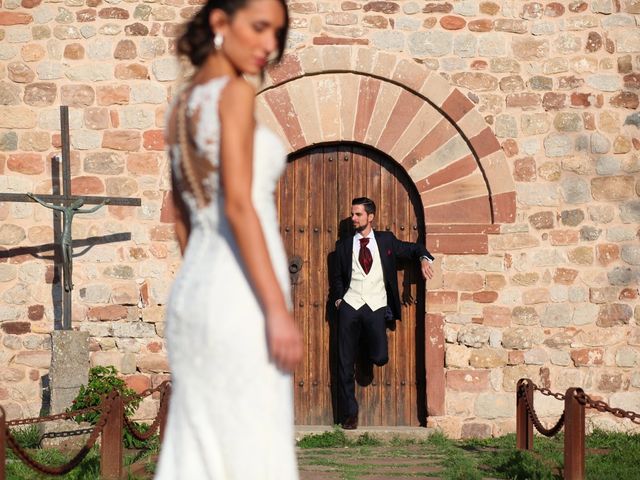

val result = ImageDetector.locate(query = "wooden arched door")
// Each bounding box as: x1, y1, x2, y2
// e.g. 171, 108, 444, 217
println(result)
277, 143, 426, 426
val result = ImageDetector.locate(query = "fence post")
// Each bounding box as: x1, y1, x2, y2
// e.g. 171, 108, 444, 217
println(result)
0, 406, 6, 480
516, 379, 533, 450
159, 383, 171, 444
564, 387, 585, 480
101, 392, 123, 480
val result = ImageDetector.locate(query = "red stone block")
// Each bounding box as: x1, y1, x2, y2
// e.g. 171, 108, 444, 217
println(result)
125, 374, 151, 394
549, 230, 579, 246
70, 175, 104, 195
610, 91, 639, 109
596, 243, 619, 266
508, 351, 525, 365
446, 369, 490, 392
553, 268, 578, 285
571, 348, 604, 366
542, 92, 566, 110
363, 1, 400, 13
473, 291, 498, 303
0, 12, 32, 25
483, 306, 511, 327
159, 191, 175, 224
353, 76, 381, 143
501, 139, 518, 157
143, 130, 165, 151
416, 155, 477, 193
102, 130, 141, 151
427, 232, 489, 254
98, 7, 129, 19
264, 88, 306, 150
469, 127, 500, 159
377, 89, 422, 152
312, 36, 368, 45
28, 305, 44, 321
401, 119, 456, 170
441, 89, 475, 122
440, 15, 466, 30
147, 341, 162, 353
266, 53, 302, 85
87, 305, 128, 321
468, 19, 493, 31
492, 191, 516, 223
506, 93, 541, 109
423, 2, 453, 13
7, 153, 44, 175
427, 290, 458, 306
623, 73, 640, 90
1, 322, 31, 335
544, 2, 565, 16
619, 288, 638, 300
513, 157, 536, 181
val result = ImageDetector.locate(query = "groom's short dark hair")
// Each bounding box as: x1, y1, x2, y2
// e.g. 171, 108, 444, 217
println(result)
352, 197, 376, 215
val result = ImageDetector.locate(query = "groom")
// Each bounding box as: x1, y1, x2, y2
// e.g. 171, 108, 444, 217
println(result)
331, 197, 434, 429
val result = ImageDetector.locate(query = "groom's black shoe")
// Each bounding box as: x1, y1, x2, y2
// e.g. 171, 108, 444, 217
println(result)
341, 415, 358, 430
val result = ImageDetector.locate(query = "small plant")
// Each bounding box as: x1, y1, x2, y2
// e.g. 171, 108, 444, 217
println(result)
67, 365, 157, 449
297, 426, 349, 448
67, 365, 140, 423
9, 424, 41, 449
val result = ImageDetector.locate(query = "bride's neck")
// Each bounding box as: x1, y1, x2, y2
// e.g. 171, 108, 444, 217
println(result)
194, 53, 240, 83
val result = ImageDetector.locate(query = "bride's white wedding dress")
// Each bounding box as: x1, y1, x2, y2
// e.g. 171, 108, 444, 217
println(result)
155, 77, 298, 479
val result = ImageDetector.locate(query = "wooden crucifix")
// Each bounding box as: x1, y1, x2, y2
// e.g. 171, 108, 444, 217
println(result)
0, 106, 141, 330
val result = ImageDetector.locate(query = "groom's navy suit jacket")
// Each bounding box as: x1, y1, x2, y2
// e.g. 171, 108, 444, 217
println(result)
331, 230, 434, 321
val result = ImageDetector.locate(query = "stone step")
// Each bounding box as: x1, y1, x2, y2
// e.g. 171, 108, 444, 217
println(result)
295, 425, 435, 442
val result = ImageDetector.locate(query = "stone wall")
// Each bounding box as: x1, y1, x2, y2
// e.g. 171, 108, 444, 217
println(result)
1, 0, 639, 436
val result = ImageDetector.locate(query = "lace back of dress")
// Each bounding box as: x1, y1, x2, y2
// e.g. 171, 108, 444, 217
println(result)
176, 92, 216, 210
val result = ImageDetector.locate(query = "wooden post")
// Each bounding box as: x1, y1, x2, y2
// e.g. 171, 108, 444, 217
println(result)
100, 392, 123, 480
159, 384, 171, 443
0, 406, 6, 480
516, 379, 533, 450
564, 387, 585, 480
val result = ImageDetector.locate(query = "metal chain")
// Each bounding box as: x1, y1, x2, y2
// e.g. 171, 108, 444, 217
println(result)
6, 404, 102, 427
123, 386, 171, 441
518, 382, 565, 437
533, 385, 566, 402
122, 381, 171, 405
575, 391, 640, 425
5, 391, 116, 476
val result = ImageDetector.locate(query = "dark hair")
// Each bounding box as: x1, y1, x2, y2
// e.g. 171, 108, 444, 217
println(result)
352, 197, 376, 215
177, 0, 289, 67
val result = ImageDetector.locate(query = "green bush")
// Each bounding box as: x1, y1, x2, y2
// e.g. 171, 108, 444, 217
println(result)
67, 365, 157, 449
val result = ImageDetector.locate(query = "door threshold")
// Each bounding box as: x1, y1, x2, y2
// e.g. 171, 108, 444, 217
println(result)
295, 425, 434, 442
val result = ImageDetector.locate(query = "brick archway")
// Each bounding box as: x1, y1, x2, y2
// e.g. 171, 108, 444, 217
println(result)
258, 46, 516, 416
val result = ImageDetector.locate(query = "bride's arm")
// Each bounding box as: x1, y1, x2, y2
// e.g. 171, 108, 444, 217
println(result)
219, 78, 301, 372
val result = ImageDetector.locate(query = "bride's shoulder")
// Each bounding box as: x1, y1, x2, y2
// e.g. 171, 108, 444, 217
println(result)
220, 77, 255, 107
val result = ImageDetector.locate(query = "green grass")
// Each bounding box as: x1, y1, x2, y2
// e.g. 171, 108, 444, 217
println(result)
5, 441, 157, 480
296, 428, 640, 479
296, 425, 381, 449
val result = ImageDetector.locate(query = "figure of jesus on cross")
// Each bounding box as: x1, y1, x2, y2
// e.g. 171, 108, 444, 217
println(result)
26, 194, 109, 293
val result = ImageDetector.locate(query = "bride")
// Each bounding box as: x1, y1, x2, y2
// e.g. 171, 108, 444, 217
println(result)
155, 0, 303, 478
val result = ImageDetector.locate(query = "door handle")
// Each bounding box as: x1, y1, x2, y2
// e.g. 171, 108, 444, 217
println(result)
288, 255, 303, 285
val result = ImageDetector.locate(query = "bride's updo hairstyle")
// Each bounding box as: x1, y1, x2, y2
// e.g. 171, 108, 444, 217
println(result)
177, 0, 289, 67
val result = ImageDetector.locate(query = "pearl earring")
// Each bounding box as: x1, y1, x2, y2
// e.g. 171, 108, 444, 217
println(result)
213, 33, 224, 50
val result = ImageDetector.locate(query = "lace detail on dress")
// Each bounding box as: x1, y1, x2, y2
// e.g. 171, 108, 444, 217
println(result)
167, 78, 228, 215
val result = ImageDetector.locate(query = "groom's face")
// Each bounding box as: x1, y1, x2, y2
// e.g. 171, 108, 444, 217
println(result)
351, 205, 374, 232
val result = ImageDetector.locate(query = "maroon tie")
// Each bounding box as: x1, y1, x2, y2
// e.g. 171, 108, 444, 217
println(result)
359, 238, 373, 274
